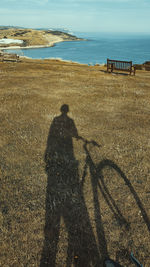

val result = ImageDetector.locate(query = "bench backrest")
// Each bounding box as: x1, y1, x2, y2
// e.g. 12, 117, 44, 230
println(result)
3, 53, 19, 59
107, 59, 132, 70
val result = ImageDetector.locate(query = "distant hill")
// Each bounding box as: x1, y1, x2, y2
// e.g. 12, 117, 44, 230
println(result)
0, 27, 83, 48
0, 26, 26, 30
0, 26, 74, 35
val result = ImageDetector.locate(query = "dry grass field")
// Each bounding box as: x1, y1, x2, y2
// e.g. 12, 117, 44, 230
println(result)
0, 58, 150, 266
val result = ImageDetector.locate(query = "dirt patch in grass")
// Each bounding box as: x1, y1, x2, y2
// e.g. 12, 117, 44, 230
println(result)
0, 59, 150, 266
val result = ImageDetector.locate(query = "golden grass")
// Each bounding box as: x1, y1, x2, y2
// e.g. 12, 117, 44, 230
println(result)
0, 59, 150, 266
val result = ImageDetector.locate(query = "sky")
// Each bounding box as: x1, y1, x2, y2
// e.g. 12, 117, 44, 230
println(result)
0, 0, 150, 33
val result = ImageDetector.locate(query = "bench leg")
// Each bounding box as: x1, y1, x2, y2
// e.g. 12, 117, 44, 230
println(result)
111, 63, 113, 73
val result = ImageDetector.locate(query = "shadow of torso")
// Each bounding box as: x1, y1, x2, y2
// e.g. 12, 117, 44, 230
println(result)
46, 113, 78, 162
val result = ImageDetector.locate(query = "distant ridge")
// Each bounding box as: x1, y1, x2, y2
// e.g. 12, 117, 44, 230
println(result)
0, 26, 26, 30
0, 25, 73, 35
0, 26, 84, 49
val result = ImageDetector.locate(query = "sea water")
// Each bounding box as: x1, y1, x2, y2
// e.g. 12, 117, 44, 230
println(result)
5, 32, 150, 65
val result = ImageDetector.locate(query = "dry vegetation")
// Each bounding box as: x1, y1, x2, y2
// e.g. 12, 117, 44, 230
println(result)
0, 58, 150, 266
0, 28, 81, 47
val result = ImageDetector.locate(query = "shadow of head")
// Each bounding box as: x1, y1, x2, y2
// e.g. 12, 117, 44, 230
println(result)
60, 104, 69, 114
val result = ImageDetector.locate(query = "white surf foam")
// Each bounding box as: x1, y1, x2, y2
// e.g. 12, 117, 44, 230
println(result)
0, 38, 23, 44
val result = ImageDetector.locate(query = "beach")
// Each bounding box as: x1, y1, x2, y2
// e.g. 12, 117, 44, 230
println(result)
0, 58, 150, 266
0, 37, 70, 50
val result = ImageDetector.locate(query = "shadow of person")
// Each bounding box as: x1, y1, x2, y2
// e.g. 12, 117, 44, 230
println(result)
40, 105, 101, 267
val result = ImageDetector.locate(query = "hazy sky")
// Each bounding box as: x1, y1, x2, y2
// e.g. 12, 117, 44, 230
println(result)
1, 0, 150, 33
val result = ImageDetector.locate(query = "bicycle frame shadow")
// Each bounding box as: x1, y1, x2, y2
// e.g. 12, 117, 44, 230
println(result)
82, 145, 128, 261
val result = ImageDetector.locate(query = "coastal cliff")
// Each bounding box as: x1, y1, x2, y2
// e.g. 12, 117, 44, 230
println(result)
0, 27, 83, 49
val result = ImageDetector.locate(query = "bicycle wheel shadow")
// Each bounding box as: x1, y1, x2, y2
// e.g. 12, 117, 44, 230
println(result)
86, 153, 150, 265
96, 159, 150, 233
40, 105, 102, 266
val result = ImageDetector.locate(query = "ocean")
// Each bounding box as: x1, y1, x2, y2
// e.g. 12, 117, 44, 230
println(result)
5, 32, 150, 65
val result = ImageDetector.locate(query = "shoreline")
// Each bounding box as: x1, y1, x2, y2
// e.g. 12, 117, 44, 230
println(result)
18, 56, 105, 66
0, 40, 64, 51
0, 38, 91, 65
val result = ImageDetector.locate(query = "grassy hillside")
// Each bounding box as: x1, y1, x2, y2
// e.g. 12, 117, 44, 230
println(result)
0, 59, 150, 266
0, 28, 82, 47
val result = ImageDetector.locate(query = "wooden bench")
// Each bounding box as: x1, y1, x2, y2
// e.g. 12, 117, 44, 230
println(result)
2, 53, 20, 62
107, 59, 136, 75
